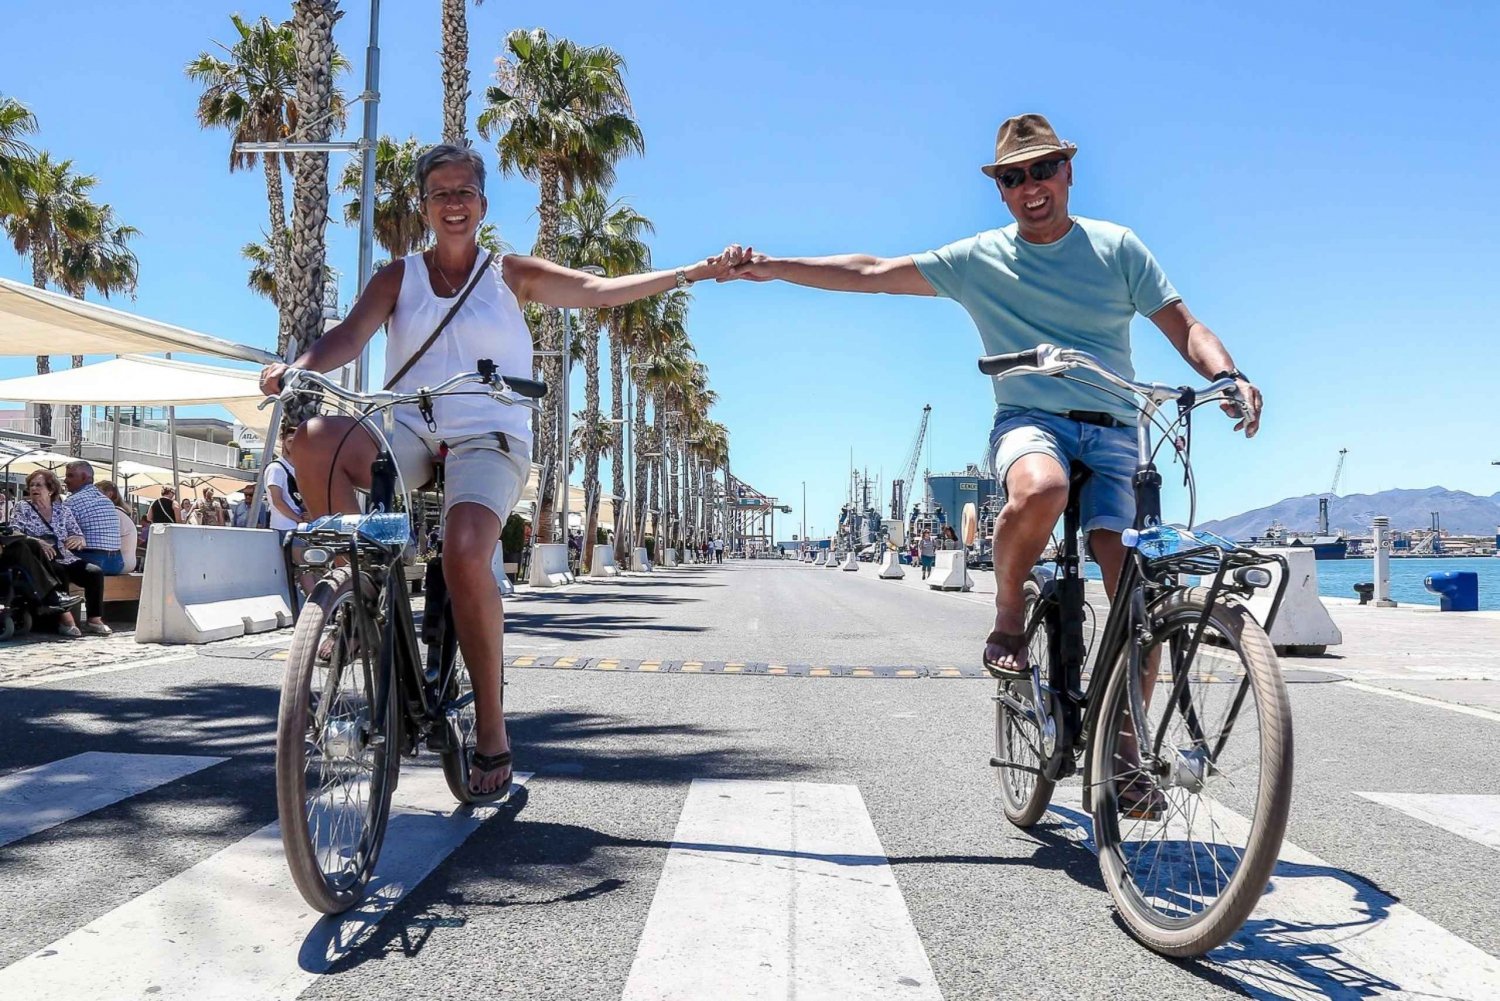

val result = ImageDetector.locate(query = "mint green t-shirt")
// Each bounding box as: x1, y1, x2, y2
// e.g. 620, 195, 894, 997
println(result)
912, 216, 1180, 422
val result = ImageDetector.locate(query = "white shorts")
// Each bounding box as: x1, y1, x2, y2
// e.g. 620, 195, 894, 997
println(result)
364, 417, 529, 525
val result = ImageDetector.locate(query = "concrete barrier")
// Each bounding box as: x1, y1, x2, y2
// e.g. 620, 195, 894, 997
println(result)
927, 550, 974, 592
136, 525, 293, 644
878, 550, 905, 579
632, 546, 652, 571
588, 544, 621, 577
528, 542, 574, 588
825, 552, 842, 569
490, 539, 515, 597
1246, 547, 1343, 654
841, 551, 859, 571
813, 551, 827, 566
662, 548, 678, 567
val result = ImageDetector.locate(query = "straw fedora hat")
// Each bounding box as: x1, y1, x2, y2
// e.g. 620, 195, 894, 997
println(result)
979, 113, 1077, 178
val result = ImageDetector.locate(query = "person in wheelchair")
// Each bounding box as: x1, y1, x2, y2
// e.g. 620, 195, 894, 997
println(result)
259, 143, 740, 798
1, 478, 88, 639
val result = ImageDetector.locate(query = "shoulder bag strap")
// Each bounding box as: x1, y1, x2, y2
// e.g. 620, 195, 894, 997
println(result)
384, 251, 497, 391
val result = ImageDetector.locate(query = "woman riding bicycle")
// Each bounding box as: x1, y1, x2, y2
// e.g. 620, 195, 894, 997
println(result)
259, 143, 739, 799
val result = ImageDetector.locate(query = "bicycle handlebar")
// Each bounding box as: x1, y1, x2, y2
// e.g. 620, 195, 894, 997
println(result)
977, 343, 1241, 414
260, 361, 547, 411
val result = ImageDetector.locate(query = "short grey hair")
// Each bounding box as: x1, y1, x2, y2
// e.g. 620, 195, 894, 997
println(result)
415, 144, 486, 198
66, 460, 95, 483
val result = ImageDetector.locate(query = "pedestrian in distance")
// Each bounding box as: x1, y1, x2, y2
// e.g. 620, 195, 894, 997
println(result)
918, 529, 937, 580
11, 470, 110, 636
61, 461, 125, 576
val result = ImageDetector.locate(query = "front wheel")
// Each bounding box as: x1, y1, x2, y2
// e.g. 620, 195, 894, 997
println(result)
275, 567, 399, 914
994, 581, 1057, 827
1089, 589, 1292, 957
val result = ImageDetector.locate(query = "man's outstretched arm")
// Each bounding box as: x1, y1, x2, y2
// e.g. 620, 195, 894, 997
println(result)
725, 249, 937, 296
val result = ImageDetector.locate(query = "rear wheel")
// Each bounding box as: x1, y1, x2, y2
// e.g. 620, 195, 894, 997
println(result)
994, 581, 1057, 827
1090, 589, 1292, 957
276, 567, 399, 914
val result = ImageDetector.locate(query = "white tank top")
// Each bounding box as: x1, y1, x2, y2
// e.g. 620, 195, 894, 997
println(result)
385, 251, 534, 449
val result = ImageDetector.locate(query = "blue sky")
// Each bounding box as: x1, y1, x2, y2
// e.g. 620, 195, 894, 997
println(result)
3, 1, 1497, 537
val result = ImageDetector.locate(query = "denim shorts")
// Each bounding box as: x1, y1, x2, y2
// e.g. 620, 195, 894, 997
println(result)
987, 408, 1136, 535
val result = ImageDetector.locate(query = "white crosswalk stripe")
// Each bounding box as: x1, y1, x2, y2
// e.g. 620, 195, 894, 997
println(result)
1356, 792, 1500, 854
0, 764, 531, 1001
622, 779, 943, 1001
8, 755, 1500, 1000
0, 751, 226, 849
1050, 787, 1500, 1000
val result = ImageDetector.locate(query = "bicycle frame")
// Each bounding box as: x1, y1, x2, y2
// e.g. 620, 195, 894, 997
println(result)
990, 351, 1291, 813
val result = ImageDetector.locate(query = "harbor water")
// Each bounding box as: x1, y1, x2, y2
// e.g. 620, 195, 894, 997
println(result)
1082, 555, 1500, 610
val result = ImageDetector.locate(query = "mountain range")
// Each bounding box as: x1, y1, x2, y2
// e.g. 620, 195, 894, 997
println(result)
1196, 487, 1500, 540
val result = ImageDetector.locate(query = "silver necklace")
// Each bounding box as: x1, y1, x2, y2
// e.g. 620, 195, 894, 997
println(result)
427, 251, 466, 295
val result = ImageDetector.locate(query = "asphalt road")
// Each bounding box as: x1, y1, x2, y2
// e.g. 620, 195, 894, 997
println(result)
2, 560, 1499, 1000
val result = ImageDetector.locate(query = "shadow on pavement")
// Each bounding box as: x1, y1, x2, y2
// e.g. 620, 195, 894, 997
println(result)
507, 611, 709, 641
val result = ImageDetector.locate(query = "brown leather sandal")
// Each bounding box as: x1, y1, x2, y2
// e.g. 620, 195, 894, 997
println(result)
983, 630, 1030, 679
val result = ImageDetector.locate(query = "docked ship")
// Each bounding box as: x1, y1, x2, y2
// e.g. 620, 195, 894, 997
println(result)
1245, 497, 1348, 560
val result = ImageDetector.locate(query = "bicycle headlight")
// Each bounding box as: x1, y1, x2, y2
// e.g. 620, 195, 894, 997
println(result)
302, 546, 332, 567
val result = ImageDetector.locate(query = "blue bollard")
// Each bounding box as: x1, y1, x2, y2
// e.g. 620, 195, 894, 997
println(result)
1424, 570, 1479, 612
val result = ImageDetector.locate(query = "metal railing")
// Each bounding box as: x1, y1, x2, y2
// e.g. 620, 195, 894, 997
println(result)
81, 423, 240, 468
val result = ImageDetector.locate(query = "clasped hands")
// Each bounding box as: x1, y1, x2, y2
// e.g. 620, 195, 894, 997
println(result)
696, 244, 771, 283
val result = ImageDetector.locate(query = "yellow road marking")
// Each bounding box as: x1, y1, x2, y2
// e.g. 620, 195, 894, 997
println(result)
597, 660, 620, 670
681, 663, 702, 673
768, 666, 787, 675
810, 668, 830, 677
724, 665, 743, 674
555, 657, 577, 667
852, 669, 873, 678
513, 656, 536, 667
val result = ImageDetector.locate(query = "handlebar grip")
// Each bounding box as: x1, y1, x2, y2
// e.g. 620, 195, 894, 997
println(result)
977, 348, 1041, 376
505, 376, 548, 400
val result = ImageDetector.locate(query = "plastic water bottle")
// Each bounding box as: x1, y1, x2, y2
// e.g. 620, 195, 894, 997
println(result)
306, 511, 412, 547
1122, 526, 1238, 558
1122, 525, 1188, 559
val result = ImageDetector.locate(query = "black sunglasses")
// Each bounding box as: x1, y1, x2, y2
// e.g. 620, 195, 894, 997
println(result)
996, 157, 1066, 190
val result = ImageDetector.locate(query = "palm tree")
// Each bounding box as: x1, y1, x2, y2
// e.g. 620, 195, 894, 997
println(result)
695, 419, 729, 551
54, 203, 140, 453
558, 186, 653, 569
338, 134, 428, 258
286, 0, 345, 357
187, 14, 346, 356
636, 295, 693, 547
4, 153, 97, 438
440, 0, 485, 145
608, 292, 655, 561
478, 27, 645, 542
242, 237, 282, 301
0, 94, 37, 217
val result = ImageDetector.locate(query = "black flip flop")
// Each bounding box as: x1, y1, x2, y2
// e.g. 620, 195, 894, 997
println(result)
1116, 778, 1166, 821
983, 630, 1030, 679
468, 748, 514, 803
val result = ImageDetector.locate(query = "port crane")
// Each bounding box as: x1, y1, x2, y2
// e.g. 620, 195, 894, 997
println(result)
890, 405, 932, 521
1318, 448, 1349, 536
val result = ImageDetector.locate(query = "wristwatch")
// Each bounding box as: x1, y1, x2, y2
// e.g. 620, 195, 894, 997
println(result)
674, 268, 691, 290
1214, 368, 1248, 383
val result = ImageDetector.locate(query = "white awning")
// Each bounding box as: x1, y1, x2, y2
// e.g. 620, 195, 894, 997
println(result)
0, 354, 269, 430
0, 277, 278, 363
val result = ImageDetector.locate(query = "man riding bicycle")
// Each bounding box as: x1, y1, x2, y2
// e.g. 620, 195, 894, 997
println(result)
720, 113, 1264, 678
260, 143, 739, 799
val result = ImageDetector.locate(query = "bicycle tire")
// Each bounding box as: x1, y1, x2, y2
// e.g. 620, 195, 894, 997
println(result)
994, 581, 1057, 827
276, 566, 400, 914
1090, 588, 1292, 957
